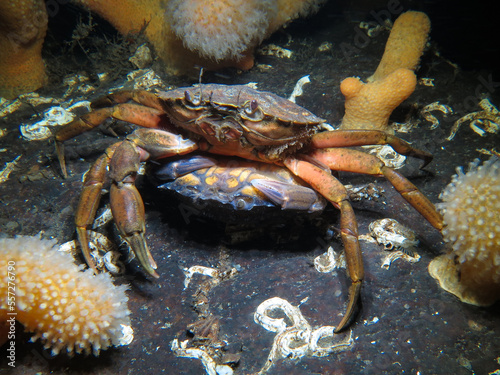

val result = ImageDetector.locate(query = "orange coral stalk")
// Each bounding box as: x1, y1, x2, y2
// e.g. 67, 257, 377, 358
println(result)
339, 11, 430, 132
269, 0, 327, 36
339, 68, 417, 131
0, 0, 48, 99
369, 11, 430, 82
73, 0, 257, 73
0, 236, 131, 356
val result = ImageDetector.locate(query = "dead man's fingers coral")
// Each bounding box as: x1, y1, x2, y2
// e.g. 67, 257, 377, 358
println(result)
1, 0, 328, 96
339, 68, 417, 131
166, 0, 278, 62
338, 11, 430, 132
369, 11, 431, 82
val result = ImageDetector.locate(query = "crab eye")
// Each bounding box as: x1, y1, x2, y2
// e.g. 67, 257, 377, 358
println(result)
184, 90, 201, 106
245, 99, 258, 115
242, 99, 264, 121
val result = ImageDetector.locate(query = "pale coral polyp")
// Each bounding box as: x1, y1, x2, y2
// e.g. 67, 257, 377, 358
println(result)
0, 236, 131, 356
429, 157, 500, 306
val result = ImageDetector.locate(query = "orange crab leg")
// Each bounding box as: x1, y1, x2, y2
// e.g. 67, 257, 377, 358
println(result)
76, 142, 121, 275
109, 132, 197, 277
90, 90, 167, 111
55, 102, 168, 177
284, 156, 363, 333
311, 130, 433, 167
308, 148, 443, 230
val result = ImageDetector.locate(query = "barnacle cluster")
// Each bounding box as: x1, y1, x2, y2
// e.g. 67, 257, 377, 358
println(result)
428, 157, 500, 306
0, 236, 132, 355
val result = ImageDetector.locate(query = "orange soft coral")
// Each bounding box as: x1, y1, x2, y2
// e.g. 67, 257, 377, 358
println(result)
339, 11, 430, 131
165, 0, 326, 69
73, 0, 327, 72
71, 0, 196, 72
0, 0, 48, 99
0, 236, 132, 356
271, 0, 327, 30
2, 0, 326, 96
339, 68, 416, 131
369, 11, 430, 82
166, 0, 277, 62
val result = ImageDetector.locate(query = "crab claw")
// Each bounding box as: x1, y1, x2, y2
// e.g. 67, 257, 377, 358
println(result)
126, 232, 159, 278
110, 182, 159, 278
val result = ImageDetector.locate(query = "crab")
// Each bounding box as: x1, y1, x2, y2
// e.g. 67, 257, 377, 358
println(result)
154, 154, 329, 243
154, 154, 327, 211
55, 83, 443, 332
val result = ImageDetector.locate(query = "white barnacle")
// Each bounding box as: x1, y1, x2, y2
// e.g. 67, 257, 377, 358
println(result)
253, 297, 353, 374
362, 144, 406, 169
369, 218, 419, 251
421, 101, 453, 129
313, 246, 346, 273
369, 218, 420, 269
182, 265, 220, 289
20, 101, 91, 141
257, 44, 293, 59
288, 75, 311, 103
447, 98, 499, 140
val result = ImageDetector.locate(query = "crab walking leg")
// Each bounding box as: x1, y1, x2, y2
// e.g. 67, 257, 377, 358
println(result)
76, 142, 121, 274
55, 102, 168, 177
250, 179, 326, 211
74, 128, 197, 277
284, 156, 363, 333
309, 148, 444, 230
90, 90, 168, 110
311, 130, 433, 167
